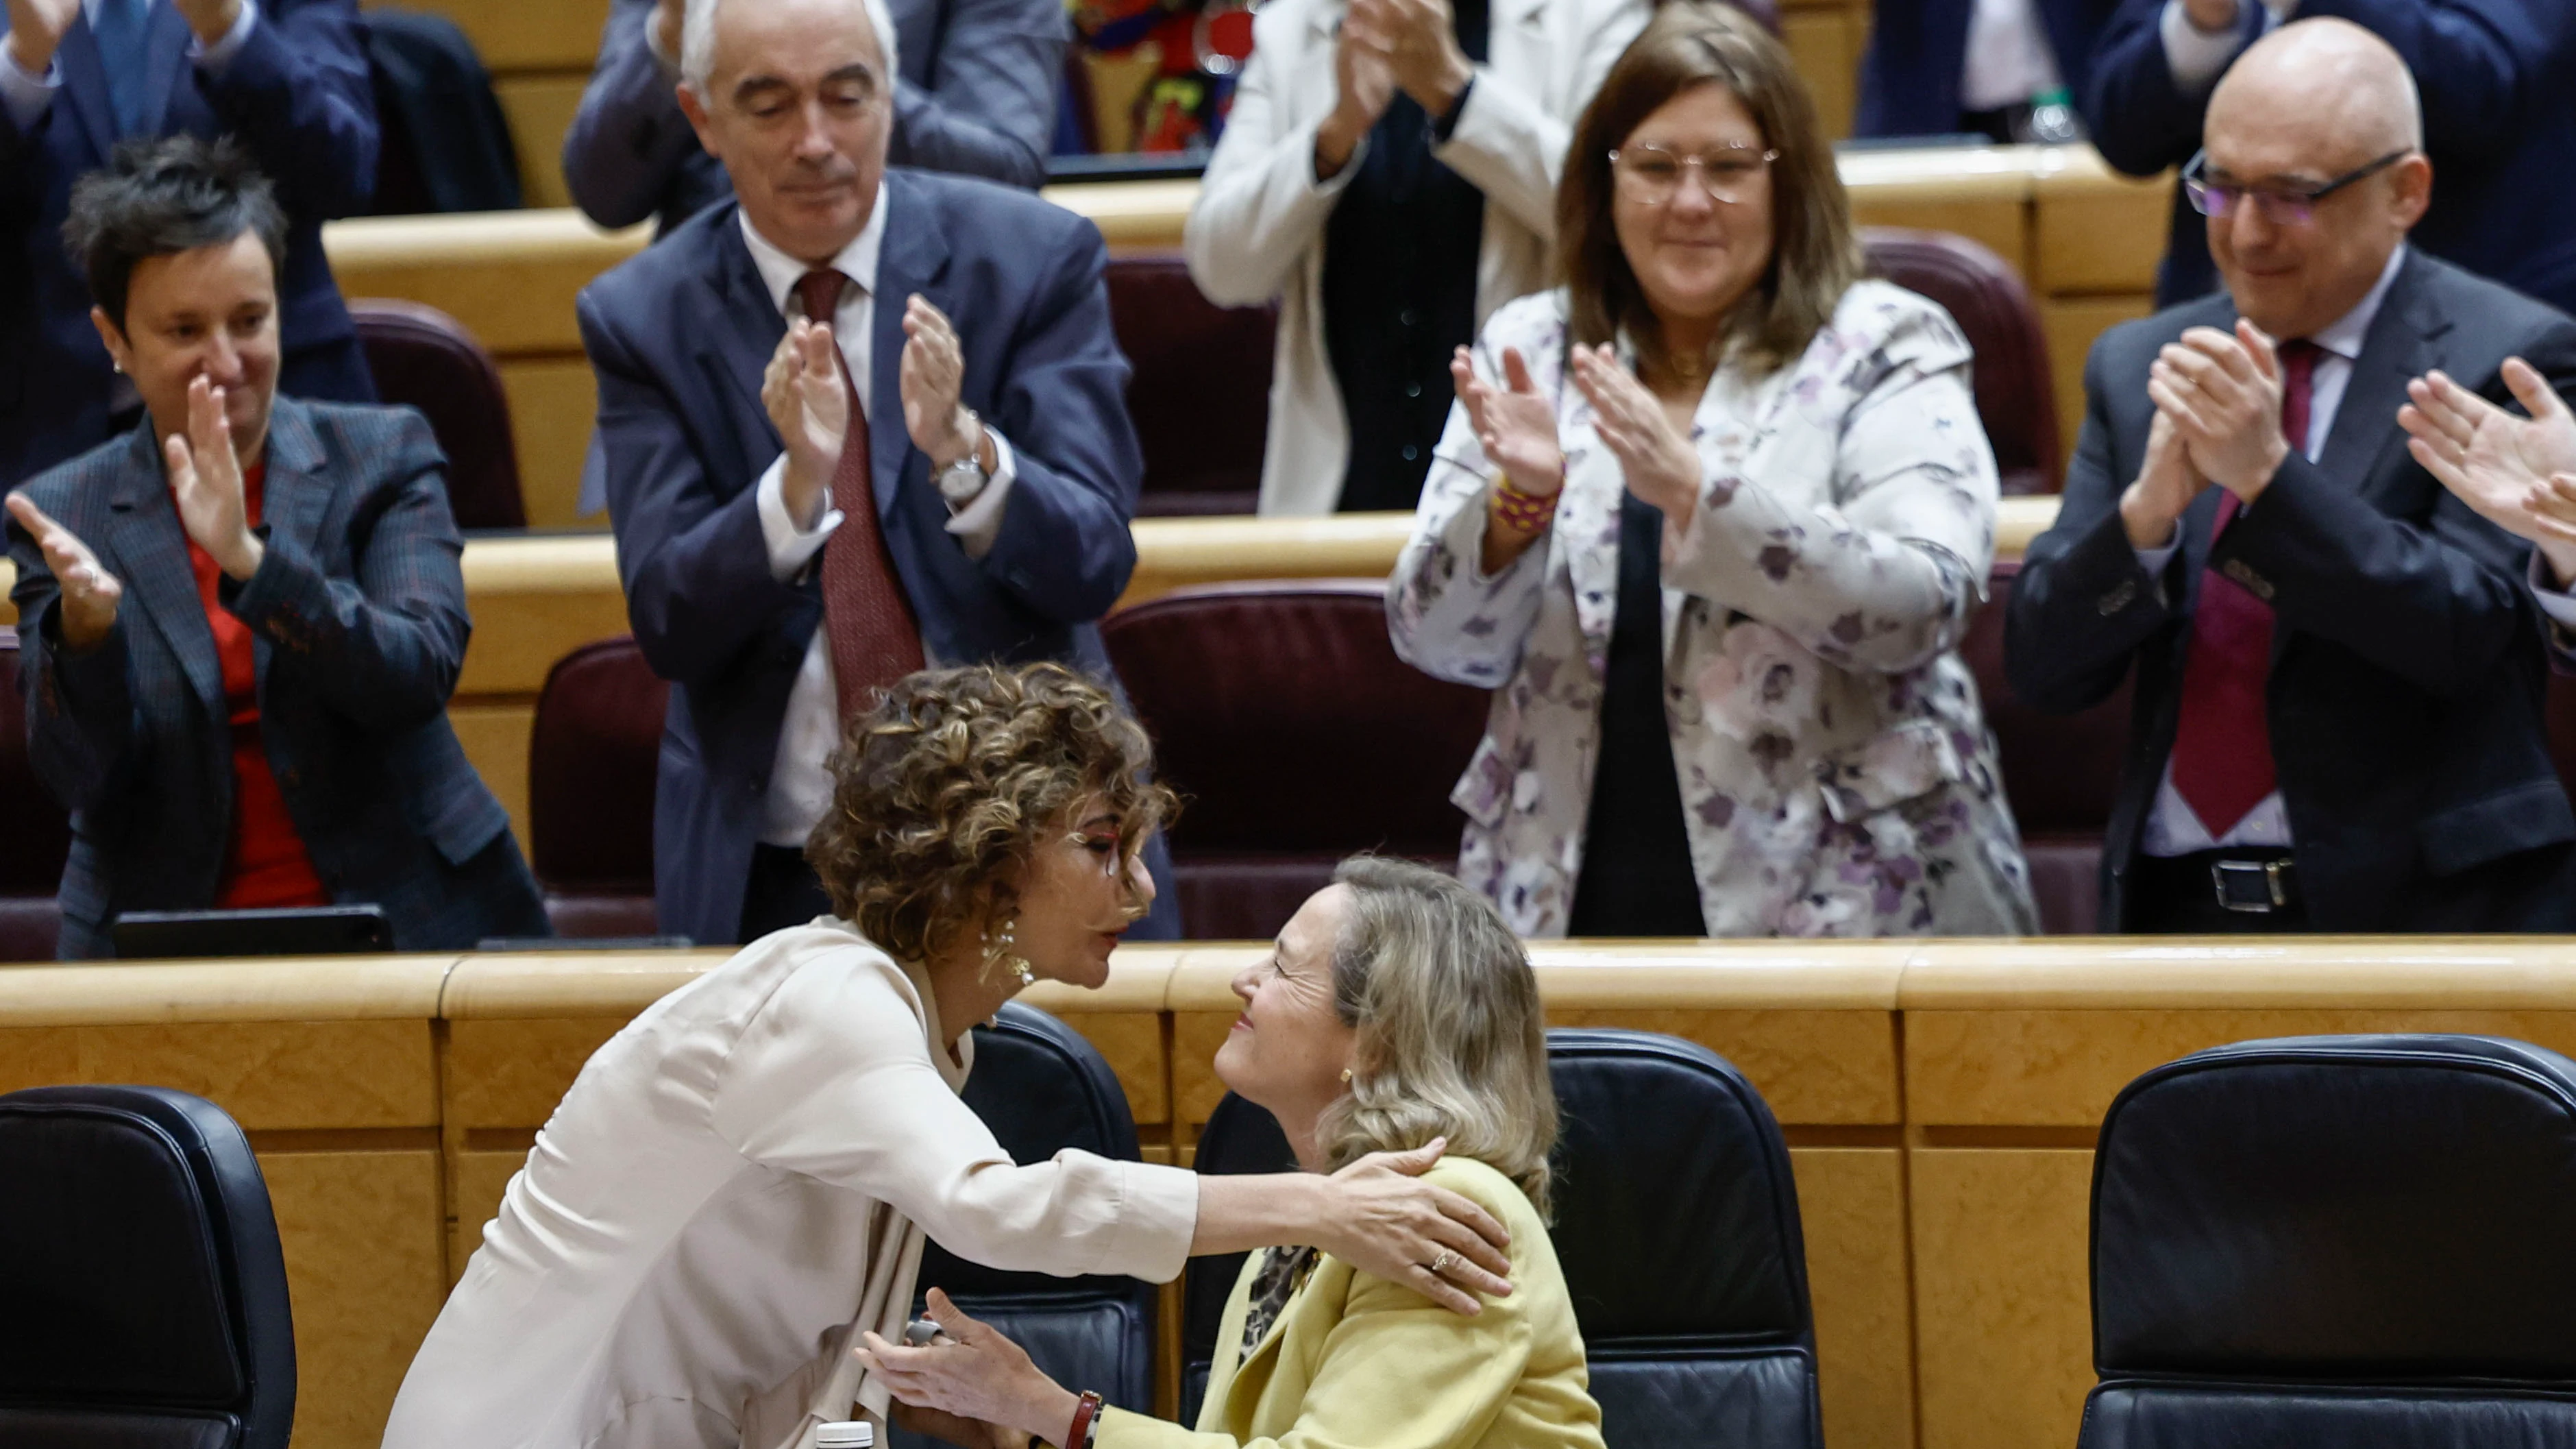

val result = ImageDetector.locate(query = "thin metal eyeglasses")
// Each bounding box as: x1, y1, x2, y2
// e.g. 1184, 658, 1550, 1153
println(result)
2181, 147, 2411, 228
1608, 143, 1780, 206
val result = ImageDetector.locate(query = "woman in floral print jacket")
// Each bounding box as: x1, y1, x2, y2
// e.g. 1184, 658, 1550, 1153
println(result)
1390, 1, 2036, 938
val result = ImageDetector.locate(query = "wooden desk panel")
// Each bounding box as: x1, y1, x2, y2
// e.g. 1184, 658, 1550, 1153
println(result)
264, 1146, 450, 1449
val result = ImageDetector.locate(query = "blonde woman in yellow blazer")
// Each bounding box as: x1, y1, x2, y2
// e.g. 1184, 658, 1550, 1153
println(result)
858, 857, 1606, 1449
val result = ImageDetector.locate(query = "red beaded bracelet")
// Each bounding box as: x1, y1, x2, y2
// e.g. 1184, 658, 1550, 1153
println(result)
1065, 1389, 1103, 1449
1489, 474, 1560, 535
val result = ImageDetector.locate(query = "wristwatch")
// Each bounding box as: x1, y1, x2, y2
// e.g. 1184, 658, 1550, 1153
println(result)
935, 408, 990, 505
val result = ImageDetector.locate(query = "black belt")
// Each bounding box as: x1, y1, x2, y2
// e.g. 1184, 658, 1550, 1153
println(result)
2135, 850, 2301, 914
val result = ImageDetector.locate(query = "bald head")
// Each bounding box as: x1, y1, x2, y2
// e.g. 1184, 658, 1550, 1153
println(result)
2210, 18, 2422, 158
2197, 17, 2433, 341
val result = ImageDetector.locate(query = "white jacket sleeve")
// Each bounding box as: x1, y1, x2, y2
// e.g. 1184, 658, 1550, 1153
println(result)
1183, 6, 1360, 307
709, 952, 1200, 1284
1430, 0, 1647, 238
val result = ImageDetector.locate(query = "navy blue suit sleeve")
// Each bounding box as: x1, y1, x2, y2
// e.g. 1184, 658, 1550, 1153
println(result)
2209, 331, 2576, 698
2005, 329, 2177, 714
2296, 0, 2575, 153
200, 0, 378, 217
561, 0, 704, 230
219, 413, 470, 729
7, 516, 139, 816
887, 0, 1063, 187
977, 218, 1140, 623
580, 285, 808, 686
2078, 0, 2255, 177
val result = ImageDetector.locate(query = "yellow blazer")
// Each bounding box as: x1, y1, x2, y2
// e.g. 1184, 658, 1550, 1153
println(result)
1099, 1158, 1606, 1449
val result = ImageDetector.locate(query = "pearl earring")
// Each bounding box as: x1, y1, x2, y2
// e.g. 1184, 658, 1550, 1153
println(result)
1340, 1068, 1355, 1084
985, 917, 1035, 988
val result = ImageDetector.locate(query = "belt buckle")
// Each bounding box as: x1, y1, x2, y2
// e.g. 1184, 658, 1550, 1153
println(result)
2211, 859, 2288, 913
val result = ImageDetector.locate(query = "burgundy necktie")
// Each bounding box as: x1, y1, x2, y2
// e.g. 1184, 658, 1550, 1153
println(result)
794, 269, 924, 722
2168, 339, 2320, 839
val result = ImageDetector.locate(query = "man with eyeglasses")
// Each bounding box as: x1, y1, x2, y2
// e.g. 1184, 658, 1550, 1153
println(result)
2081, 0, 2576, 312
2007, 19, 2576, 935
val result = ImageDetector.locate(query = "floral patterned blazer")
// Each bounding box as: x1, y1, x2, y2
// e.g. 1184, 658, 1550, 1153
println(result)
1389, 283, 2037, 938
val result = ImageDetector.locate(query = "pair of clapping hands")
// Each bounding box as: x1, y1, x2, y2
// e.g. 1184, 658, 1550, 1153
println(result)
4, 378, 263, 653
1317, 0, 1473, 174
1451, 343, 1703, 527
2397, 358, 2576, 584
762, 293, 985, 531
2118, 320, 2304, 549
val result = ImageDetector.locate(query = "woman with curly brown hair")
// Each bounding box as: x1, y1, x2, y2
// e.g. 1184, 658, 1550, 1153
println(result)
385, 665, 1518, 1449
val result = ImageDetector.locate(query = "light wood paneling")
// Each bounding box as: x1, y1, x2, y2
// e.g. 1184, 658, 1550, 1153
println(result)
0, 1020, 439, 1128
500, 356, 605, 528
1059, 1010, 1170, 1125
369, 0, 611, 73
1906, 1007, 2576, 1128
450, 702, 537, 850
329, 210, 648, 357
2041, 295, 2155, 467
443, 1015, 634, 1127
451, 1144, 533, 1280
1545, 1008, 1900, 1125
496, 75, 592, 211
2031, 160, 2174, 295
263, 1147, 450, 1449
1780, 8, 1863, 141
1791, 1145, 1914, 1449
1910, 1147, 2094, 1449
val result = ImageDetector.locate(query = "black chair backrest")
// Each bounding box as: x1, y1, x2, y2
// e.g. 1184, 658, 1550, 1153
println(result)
893, 1003, 1157, 1449
0, 1086, 295, 1449
0, 629, 69, 960
2082, 1034, 2576, 1448
1179, 1030, 1822, 1447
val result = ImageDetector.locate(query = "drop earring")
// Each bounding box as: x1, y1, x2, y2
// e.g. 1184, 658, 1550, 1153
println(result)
984, 916, 1035, 989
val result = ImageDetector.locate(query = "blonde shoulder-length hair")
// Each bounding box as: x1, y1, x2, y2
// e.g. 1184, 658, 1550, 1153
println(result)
1556, 0, 1861, 379
1315, 857, 1558, 1216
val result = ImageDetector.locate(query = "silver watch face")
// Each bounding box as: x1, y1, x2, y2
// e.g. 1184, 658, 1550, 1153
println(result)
937, 456, 986, 502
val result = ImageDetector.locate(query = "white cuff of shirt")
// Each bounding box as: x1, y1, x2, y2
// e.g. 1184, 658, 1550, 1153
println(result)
755, 454, 843, 584
2135, 530, 2183, 578
2159, 0, 2248, 96
941, 428, 1017, 560
0, 37, 58, 132
191, 0, 261, 73
2529, 550, 2576, 637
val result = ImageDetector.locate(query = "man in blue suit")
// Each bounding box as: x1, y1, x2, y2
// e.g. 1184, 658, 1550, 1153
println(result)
581, 0, 1171, 945
0, 0, 378, 488
1856, 0, 2118, 141
2084, 0, 2576, 310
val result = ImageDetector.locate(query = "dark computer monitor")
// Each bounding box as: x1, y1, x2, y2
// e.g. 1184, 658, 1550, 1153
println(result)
109, 905, 395, 959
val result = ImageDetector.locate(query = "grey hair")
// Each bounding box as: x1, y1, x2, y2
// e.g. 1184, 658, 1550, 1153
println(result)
1313, 856, 1558, 1216
680, 0, 901, 99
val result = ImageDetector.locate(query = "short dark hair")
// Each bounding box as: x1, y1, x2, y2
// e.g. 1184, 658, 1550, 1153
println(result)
62, 135, 288, 332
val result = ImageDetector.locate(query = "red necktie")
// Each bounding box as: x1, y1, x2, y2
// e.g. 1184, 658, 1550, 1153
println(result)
794, 269, 925, 722
2168, 339, 2320, 840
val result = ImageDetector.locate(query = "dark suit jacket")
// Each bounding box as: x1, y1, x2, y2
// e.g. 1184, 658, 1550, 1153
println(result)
5, 398, 547, 958
580, 171, 1146, 945
0, 0, 378, 488
2083, 0, 2576, 310
1854, 0, 2118, 136
2005, 252, 2576, 931
559, 0, 1066, 235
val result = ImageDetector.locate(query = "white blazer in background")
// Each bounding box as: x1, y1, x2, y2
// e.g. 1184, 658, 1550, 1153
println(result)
1183, 0, 1648, 516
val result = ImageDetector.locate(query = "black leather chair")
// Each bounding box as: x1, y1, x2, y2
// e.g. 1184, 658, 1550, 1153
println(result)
1179, 1030, 1824, 1447
892, 1002, 1157, 1449
2083, 1034, 2576, 1448
0, 1085, 295, 1448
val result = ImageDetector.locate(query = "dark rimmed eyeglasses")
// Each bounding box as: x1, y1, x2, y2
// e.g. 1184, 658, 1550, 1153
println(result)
2181, 147, 2412, 228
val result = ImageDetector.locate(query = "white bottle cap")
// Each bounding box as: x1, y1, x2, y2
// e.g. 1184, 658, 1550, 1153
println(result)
816, 1423, 874, 1448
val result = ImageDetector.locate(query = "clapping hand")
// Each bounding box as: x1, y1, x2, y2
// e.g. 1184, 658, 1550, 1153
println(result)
1569, 343, 1700, 531
4, 494, 121, 653
2118, 407, 2207, 550
1316, 10, 1397, 177
1348, 0, 1472, 113
1450, 345, 1564, 498
762, 318, 849, 528
2399, 358, 2576, 581
165, 376, 263, 581
899, 295, 984, 474
2148, 321, 2290, 502
3, 0, 81, 73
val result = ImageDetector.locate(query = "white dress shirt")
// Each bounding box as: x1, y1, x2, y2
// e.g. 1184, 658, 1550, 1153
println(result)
1961, 0, 2065, 112
382, 922, 1200, 1449
0, 0, 260, 132
2159, 0, 2295, 96
738, 196, 1020, 846
2133, 242, 2406, 855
